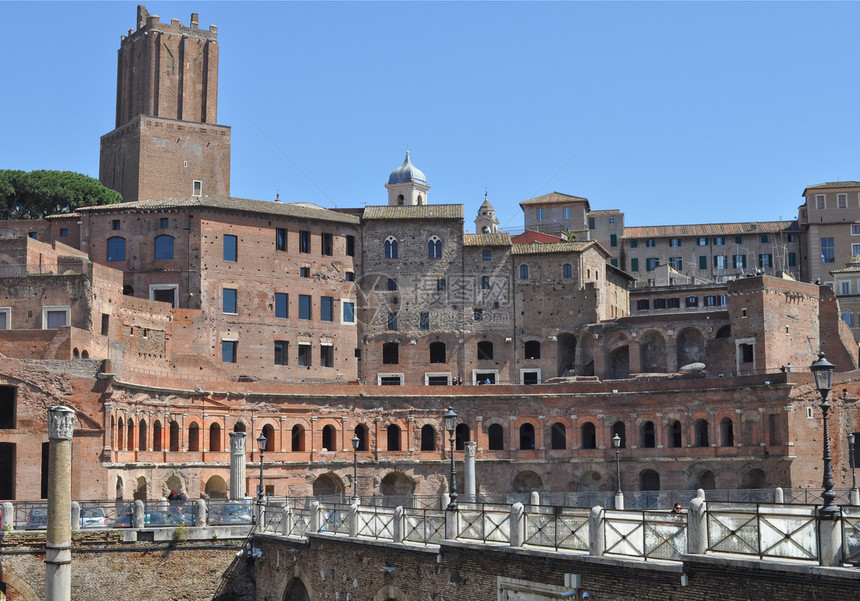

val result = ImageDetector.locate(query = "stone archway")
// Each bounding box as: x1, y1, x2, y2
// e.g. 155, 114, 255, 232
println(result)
282, 577, 311, 601
677, 327, 705, 368
1, 569, 40, 601
379, 471, 414, 496
556, 333, 577, 376
205, 475, 228, 499
312, 472, 344, 497
373, 584, 407, 601
608, 345, 629, 379
638, 330, 667, 373
512, 470, 543, 493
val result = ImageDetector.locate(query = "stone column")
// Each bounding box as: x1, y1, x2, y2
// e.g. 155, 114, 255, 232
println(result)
588, 505, 605, 556
509, 502, 525, 548
102, 402, 112, 452
46, 406, 75, 601
464, 441, 477, 502
687, 496, 708, 554
229, 432, 247, 499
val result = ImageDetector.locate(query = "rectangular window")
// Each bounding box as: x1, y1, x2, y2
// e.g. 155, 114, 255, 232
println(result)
646, 257, 658, 271
482, 249, 491, 261
473, 308, 483, 321
346, 235, 356, 256
274, 341, 289, 365
699, 255, 707, 270
667, 297, 680, 309
714, 255, 727, 269
654, 298, 666, 310
299, 230, 311, 253
481, 276, 490, 289
821, 237, 835, 263
740, 343, 754, 363
222, 340, 237, 363
610, 234, 617, 247
387, 278, 397, 291
733, 236, 741, 244
714, 237, 725, 246
816, 195, 826, 209
537, 208, 544, 221
112, 220, 121, 230
704, 295, 717, 307
223, 235, 238, 261
388, 312, 398, 330
697, 237, 708, 246
630, 258, 639, 272
321, 233, 333, 256
670, 238, 681, 247
669, 257, 682, 270
788, 252, 796, 267
761, 234, 769, 243
276, 228, 287, 251
646, 239, 656, 247
608, 216, 616, 225
630, 240, 638, 248
563, 206, 571, 220
636, 299, 649, 311
759, 254, 773, 268
844, 312, 855, 327
342, 301, 355, 323
275, 293, 288, 318
300, 266, 310, 278
59, 228, 68, 237
159, 217, 169, 229
420, 312, 430, 330
192, 180, 202, 197
223, 288, 237, 314
437, 278, 446, 291
610, 258, 618, 267
0, 308, 10, 330
320, 344, 333, 367
42, 306, 70, 329
299, 295, 311, 320
686, 296, 699, 307
588, 217, 595, 229
320, 296, 334, 322
788, 234, 796, 242
852, 244, 860, 257
733, 254, 747, 269
840, 281, 851, 295
853, 225, 860, 236
298, 343, 311, 366
839, 194, 847, 208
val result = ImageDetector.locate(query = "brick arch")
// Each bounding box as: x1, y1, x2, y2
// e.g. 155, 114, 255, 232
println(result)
232, 417, 250, 433
638, 329, 667, 373
1, 569, 40, 601
373, 584, 407, 601
676, 326, 707, 367
276, 566, 315, 601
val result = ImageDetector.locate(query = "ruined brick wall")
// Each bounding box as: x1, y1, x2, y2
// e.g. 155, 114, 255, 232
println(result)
818, 284, 859, 371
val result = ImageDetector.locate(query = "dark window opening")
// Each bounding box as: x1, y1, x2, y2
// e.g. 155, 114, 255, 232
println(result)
421, 424, 436, 451
524, 340, 541, 360
551, 423, 566, 449
387, 424, 401, 451
455, 423, 470, 450
430, 341, 446, 363
581, 422, 597, 449
477, 341, 493, 360
642, 421, 655, 448
0, 386, 17, 429
322, 425, 336, 451
383, 342, 399, 364
488, 424, 504, 450
669, 420, 682, 448
291, 425, 305, 452
519, 423, 535, 450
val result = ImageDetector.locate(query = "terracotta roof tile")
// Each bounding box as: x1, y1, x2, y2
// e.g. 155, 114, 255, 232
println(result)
519, 192, 589, 207
463, 233, 512, 247
624, 220, 797, 238
362, 204, 463, 220
511, 241, 593, 255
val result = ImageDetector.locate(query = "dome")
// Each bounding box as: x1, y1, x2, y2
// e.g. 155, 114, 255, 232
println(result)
388, 151, 427, 186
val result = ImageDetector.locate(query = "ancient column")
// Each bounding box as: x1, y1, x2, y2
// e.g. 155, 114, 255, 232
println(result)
229, 432, 247, 499
46, 406, 75, 601
464, 441, 477, 501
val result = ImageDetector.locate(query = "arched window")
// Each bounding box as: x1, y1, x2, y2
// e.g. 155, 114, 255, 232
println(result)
640, 469, 661, 491
354, 424, 367, 451
209, 423, 221, 452
720, 417, 734, 447
669, 420, 682, 448
519, 423, 536, 450
188, 422, 200, 452
429, 341, 446, 363
581, 422, 597, 449
397, 194, 405, 206
107, 237, 126, 262
611, 421, 626, 448
520, 264, 529, 280
488, 424, 504, 450
477, 341, 494, 360
117, 417, 124, 450
563, 264, 572, 279
382, 342, 399, 364
138, 420, 147, 451
322, 425, 335, 451
291, 424, 305, 452
694, 419, 709, 447
262, 424, 275, 451
152, 420, 162, 451
428, 235, 442, 259
455, 423, 470, 450
641, 421, 656, 448
420, 424, 436, 451
387, 424, 401, 451
384, 236, 398, 259
551, 423, 566, 449
126, 419, 134, 451
524, 340, 541, 360
169, 421, 180, 452
154, 235, 174, 260
234, 422, 246, 433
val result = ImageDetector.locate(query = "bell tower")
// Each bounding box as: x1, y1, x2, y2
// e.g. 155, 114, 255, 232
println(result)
385, 151, 430, 206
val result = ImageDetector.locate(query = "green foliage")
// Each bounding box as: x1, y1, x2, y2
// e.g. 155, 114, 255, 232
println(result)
172, 523, 188, 542
0, 169, 121, 219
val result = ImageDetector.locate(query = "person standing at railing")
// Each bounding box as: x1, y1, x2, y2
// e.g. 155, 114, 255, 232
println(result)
669, 503, 684, 521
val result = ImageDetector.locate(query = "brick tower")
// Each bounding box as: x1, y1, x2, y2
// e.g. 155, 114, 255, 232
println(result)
99, 5, 231, 202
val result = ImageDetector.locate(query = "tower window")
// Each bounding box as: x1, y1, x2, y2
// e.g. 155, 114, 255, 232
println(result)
192, 180, 202, 197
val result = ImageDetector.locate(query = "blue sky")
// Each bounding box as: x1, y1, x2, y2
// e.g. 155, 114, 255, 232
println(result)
1, 1, 858, 231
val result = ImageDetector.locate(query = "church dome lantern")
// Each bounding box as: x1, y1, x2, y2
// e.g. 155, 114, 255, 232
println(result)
385, 151, 430, 206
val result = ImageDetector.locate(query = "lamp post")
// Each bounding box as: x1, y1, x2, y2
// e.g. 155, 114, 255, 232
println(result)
352, 434, 360, 503
443, 407, 458, 511
613, 433, 622, 494
810, 351, 839, 518
848, 433, 857, 492
256, 432, 267, 508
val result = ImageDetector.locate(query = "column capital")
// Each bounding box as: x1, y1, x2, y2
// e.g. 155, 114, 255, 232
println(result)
229, 431, 247, 454
48, 406, 76, 440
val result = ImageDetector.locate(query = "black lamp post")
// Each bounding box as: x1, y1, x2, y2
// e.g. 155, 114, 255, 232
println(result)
256, 432, 267, 508
352, 434, 360, 503
443, 407, 458, 511
848, 433, 857, 492
612, 433, 622, 495
810, 351, 839, 518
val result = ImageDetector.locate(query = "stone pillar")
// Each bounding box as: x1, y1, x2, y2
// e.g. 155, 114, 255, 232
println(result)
774, 487, 784, 504
530, 491, 541, 507
588, 506, 604, 556
195, 499, 207, 527
229, 432, 247, 499
509, 502, 525, 548
70, 502, 80, 530
134, 500, 145, 527
282, 505, 293, 536
1, 501, 13, 529
687, 496, 708, 554
440, 493, 450, 510
852, 488, 860, 506
309, 501, 321, 533
464, 441, 477, 502
818, 517, 842, 567
348, 503, 358, 537
393, 506, 404, 543
102, 402, 112, 452
46, 406, 75, 601
614, 491, 625, 510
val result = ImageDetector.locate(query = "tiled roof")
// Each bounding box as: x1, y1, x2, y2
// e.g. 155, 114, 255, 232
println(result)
78, 196, 360, 224
463, 233, 512, 247
511, 230, 564, 245
588, 209, 621, 216
362, 204, 463, 220
519, 192, 589, 207
804, 181, 860, 193
830, 263, 860, 275
624, 220, 797, 238
511, 241, 593, 255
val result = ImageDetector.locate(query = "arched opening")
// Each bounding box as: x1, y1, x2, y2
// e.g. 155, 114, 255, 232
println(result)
455, 423, 470, 450
477, 340, 493, 360
234, 422, 246, 433
380, 472, 414, 496
397, 194, 405, 206
550, 422, 566, 450
312, 473, 343, 497
169, 421, 180, 452
154, 234, 174, 260
519, 423, 536, 450
720, 417, 734, 447
420, 424, 436, 451
387, 424, 401, 451
524, 340, 541, 360
382, 342, 399, 364
384, 236, 398, 259
122, 285, 134, 296
429, 341, 446, 363
557, 333, 577, 376
209, 423, 222, 452
322, 425, 335, 451
283, 578, 310, 601
428, 235, 442, 259
611, 421, 626, 448
638, 330, 667, 373
608, 345, 630, 379
641, 421, 655, 448
205, 475, 228, 499
138, 420, 147, 451
107, 236, 126, 262
488, 423, 504, 450
262, 424, 275, 451
716, 324, 732, 338
152, 420, 162, 451
126, 419, 134, 451
580, 334, 596, 376
579, 470, 603, 492
354, 424, 367, 451
117, 417, 124, 450
669, 420, 682, 448
676, 327, 705, 367
581, 422, 597, 449
134, 476, 147, 501
116, 476, 124, 500
73, 347, 79, 358
165, 475, 183, 497
696, 470, 716, 490
81, 350, 89, 358
694, 419, 710, 447
640, 469, 660, 491
188, 422, 200, 452
291, 424, 306, 452
512, 470, 543, 493
741, 468, 766, 489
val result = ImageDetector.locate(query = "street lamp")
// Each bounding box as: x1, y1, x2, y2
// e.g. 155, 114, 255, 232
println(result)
848, 433, 857, 492
810, 351, 839, 518
612, 433, 622, 495
256, 432, 267, 508
443, 407, 458, 511
352, 434, 360, 503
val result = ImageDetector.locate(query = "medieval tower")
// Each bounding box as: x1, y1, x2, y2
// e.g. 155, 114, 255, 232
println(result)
99, 5, 231, 202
